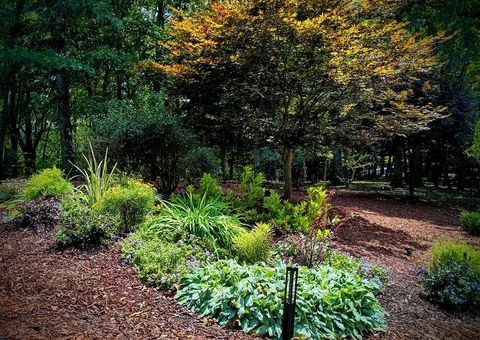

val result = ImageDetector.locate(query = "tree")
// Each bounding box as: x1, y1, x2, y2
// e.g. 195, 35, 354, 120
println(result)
154, 0, 444, 199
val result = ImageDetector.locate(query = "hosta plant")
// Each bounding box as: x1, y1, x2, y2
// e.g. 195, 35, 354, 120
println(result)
177, 259, 386, 339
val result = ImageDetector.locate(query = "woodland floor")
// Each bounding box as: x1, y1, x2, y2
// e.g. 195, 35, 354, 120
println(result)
1, 189, 480, 339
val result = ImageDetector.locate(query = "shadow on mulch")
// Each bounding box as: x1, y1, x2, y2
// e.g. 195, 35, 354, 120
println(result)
331, 212, 428, 260
331, 189, 463, 230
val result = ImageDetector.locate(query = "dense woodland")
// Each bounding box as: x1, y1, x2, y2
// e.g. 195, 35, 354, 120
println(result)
1, 0, 479, 200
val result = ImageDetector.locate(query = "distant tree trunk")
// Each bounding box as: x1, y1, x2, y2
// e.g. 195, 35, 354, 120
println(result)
456, 155, 466, 192
410, 141, 423, 187
390, 139, 404, 188
55, 70, 75, 173
282, 147, 294, 200
379, 151, 385, 177
332, 146, 344, 185
0, 89, 9, 179
220, 147, 227, 182
385, 155, 392, 179
52, 3, 75, 174
442, 145, 451, 190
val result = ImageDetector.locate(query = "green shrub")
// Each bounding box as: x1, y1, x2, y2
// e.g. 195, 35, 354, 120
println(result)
23, 167, 73, 200
144, 191, 244, 256
236, 166, 265, 210
122, 233, 215, 290
429, 240, 480, 272
460, 211, 480, 236
198, 173, 224, 200
0, 179, 25, 203
177, 259, 386, 339
55, 193, 119, 248
95, 179, 157, 231
422, 240, 480, 309
234, 223, 272, 263
264, 187, 337, 233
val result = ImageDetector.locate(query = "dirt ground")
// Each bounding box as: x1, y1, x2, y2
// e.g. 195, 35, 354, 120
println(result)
1, 189, 480, 339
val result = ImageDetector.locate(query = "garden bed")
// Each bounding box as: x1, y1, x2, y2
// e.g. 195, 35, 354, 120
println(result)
1, 189, 480, 339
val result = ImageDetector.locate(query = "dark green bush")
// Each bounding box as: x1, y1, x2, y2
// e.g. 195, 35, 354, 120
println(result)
55, 193, 119, 248
23, 167, 73, 200
177, 259, 386, 339
460, 211, 480, 236
95, 179, 157, 231
422, 240, 480, 309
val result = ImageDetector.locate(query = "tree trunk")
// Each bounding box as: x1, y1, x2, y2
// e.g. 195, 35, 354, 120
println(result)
411, 142, 424, 187
0, 89, 9, 179
220, 147, 227, 182
332, 146, 344, 185
56, 70, 75, 173
282, 148, 294, 200
390, 140, 404, 188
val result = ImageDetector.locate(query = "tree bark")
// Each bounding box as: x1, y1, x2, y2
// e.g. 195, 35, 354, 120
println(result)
390, 139, 404, 188
55, 70, 75, 173
282, 148, 294, 200
332, 146, 344, 185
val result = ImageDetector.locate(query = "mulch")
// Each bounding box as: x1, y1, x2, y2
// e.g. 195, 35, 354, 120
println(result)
1, 188, 480, 339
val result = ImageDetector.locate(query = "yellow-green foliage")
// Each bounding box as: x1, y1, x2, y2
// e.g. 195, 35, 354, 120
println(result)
95, 179, 157, 231
430, 240, 480, 274
23, 167, 73, 200
234, 223, 272, 263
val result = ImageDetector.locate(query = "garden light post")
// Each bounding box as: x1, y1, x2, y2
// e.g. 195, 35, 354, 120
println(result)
282, 266, 298, 340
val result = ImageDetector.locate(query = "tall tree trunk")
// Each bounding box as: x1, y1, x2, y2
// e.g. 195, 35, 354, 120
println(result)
56, 70, 75, 173
282, 147, 294, 200
0, 90, 9, 179
379, 151, 385, 177
390, 139, 404, 188
220, 147, 227, 182
332, 146, 344, 185
410, 141, 424, 187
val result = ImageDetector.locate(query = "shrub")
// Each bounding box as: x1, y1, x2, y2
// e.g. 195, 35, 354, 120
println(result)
0, 179, 25, 203
234, 223, 272, 263
422, 240, 480, 309
198, 173, 224, 200
264, 187, 338, 234
95, 179, 157, 231
12, 197, 61, 230
429, 240, 480, 272
460, 211, 480, 236
55, 193, 119, 248
23, 167, 73, 200
143, 191, 244, 257
177, 259, 386, 339
72, 141, 117, 205
122, 233, 215, 290
236, 166, 265, 210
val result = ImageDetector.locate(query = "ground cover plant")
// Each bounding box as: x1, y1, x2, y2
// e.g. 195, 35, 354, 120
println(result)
460, 212, 480, 236
421, 240, 480, 309
176, 258, 387, 339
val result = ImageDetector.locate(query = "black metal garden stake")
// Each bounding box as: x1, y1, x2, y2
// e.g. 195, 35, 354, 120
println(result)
282, 266, 298, 340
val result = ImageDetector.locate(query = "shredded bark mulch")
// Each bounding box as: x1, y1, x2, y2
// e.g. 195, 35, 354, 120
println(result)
332, 189, 480, 340
0, 227, 253, 339
1, 188, 480, 339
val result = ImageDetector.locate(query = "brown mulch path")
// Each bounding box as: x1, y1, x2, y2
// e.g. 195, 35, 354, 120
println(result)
1, 189, 480, 339
0, 226, 254, 339
331, 189, 480, 340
